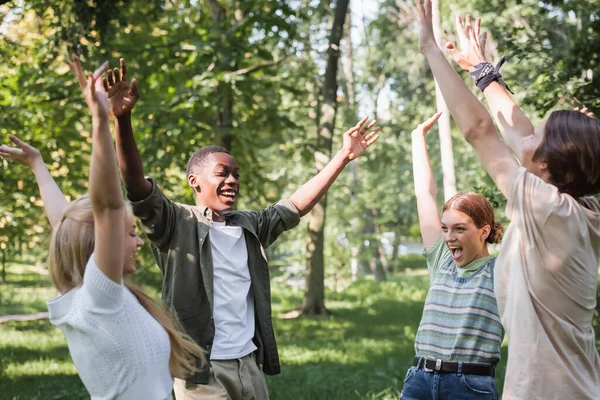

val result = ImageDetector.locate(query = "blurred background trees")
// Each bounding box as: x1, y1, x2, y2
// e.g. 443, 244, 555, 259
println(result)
1, 0, 598, 294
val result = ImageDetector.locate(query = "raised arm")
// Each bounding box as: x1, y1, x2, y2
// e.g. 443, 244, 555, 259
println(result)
445, 15, 534, 161
105, 58, 151, 200
411, 112, 442, 249
289, 117, 379, 216
416, 0, 519, 197
0, 135, 68, 229
69, 56, 125, 284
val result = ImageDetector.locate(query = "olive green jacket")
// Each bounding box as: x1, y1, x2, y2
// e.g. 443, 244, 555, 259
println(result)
130, 179, 300, 383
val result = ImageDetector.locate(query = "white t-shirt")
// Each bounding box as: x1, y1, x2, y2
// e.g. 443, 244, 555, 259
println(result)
496, 167, 600, 400
209, 221, 257, 360
46, 255, 173, 400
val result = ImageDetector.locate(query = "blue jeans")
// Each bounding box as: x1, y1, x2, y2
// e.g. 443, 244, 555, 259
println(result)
400, 365, 498, 400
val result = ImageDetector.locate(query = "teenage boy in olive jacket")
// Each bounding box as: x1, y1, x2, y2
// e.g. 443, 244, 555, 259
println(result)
105, 59, 379, 399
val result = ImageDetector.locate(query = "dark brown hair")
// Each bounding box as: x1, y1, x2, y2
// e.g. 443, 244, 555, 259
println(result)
533, 110, 600, 198
442, 192, 503, 244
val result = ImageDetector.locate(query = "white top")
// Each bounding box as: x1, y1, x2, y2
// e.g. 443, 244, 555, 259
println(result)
209, 221, 257, 360
496, 167, 600, 400
47, 255, 173, 400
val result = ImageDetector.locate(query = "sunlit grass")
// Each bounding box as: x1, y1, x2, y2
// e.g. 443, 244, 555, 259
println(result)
1, 261, 597, 399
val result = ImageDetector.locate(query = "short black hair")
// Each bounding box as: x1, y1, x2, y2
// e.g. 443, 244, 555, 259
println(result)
186, 146, 230, 177
533, 110, 600, 198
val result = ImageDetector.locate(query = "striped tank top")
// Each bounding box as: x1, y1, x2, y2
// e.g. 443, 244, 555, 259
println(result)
414, 255, 503, 365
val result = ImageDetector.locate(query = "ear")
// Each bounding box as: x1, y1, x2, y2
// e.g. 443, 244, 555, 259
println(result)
481, 225, 491, 241
188, 174, 201, 193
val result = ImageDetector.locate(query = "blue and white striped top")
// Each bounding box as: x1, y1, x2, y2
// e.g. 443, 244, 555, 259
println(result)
414, 236, 503, 365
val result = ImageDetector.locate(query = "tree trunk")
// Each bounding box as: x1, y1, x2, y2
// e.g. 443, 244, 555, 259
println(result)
357, 219, 374, 276
432, 0, 456, 200
391, 222, 402, 267
299, 0, 350, 316
373, 219, 388, 282
1, 251, 6, 284
207, 0, 234, 151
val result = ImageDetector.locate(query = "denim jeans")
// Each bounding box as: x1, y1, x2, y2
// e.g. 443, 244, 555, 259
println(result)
400, 365, 498, 400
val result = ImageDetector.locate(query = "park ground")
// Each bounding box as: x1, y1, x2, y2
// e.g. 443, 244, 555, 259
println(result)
1, 260, 598, 400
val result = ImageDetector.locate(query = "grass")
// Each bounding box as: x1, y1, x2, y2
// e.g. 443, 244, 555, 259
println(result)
0, 264, 58, 316
0, 261, 594, 399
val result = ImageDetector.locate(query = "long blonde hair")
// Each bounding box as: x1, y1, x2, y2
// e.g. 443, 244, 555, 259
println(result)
48, 195, 205, 378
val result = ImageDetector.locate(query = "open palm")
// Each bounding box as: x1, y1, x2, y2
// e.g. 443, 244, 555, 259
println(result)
105, 58, 139, 118
342, 117, 380, 161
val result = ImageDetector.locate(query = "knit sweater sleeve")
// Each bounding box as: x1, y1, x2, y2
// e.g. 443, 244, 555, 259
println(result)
81, 253, 125, 313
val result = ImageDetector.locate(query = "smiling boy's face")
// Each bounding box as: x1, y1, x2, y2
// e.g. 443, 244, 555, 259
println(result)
188, 152, 240, 222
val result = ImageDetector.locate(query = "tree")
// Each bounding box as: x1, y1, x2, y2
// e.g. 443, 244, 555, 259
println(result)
299, 0, 350, 316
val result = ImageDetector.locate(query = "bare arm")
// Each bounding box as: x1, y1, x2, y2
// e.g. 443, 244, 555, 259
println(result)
411, 112, 443, 249
290, 117, 379, 216
114, 114, 152, 200
445, 16, 534, 160
68, 56, 125, 284
417, 0, 519, 197
0, 135, 68, 229
106, 58, 151, 200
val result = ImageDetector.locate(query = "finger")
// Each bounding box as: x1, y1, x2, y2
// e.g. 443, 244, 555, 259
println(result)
366, 133, 380, 147
465, 14, 472, 40
120, 58, 127, 81
129, 78, 139, 98
427, 111, 443, 125
354, 116, 369, 130
69, 55, 87, 88
103, 77, 109, 92
364, 119, 377, 131
7, 134, 27, 149
344, 126, 359, 137
0, 147, 20, 157
113, 67, 121, 82
92, 61, 109, 79
445, 42, 463, 63
474, 17, 481, 40
581, 107, 589, 113
456, 16, 467, 42
107, 69, 115, 86
479, 32, 488, 60
363, 128, 380, 142
416, 0, 424, 18
88, 73, 96, 98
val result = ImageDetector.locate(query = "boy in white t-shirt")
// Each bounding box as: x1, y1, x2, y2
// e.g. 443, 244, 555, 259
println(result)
103, 58, 380, 399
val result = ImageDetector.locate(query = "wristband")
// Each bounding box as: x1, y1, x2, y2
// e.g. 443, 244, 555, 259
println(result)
469, 56, 513, 94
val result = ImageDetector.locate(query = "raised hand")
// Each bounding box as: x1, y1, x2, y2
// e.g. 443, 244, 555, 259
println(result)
574, 106, 596, 119
104, 58, 139, 118
416, 0, 438, 54
412, 111, 443, 137
67, 55, 110, 118
0, 135, 43, 169
445, 14, 487, 71
342, 116, 380, 161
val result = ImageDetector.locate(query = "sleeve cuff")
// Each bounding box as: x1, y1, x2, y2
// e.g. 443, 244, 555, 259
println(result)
127, 177, 158, 207
422, 235, 444, 258
505, 166, 528, 220
82, 254, 124, 311
275, 199, 301, 229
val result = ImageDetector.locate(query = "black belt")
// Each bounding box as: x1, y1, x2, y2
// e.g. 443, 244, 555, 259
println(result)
413, 357, 495, 377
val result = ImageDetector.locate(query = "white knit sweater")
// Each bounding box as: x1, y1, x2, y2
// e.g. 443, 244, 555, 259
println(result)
47, 255, 173, 400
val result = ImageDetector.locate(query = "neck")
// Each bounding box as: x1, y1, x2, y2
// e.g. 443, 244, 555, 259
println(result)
475, 246, 490, 260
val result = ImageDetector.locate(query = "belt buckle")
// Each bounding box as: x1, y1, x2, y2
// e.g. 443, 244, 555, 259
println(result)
423, 359, 442, 373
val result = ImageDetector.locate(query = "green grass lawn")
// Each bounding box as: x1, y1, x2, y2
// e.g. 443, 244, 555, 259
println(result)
4, 261, 596, 399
